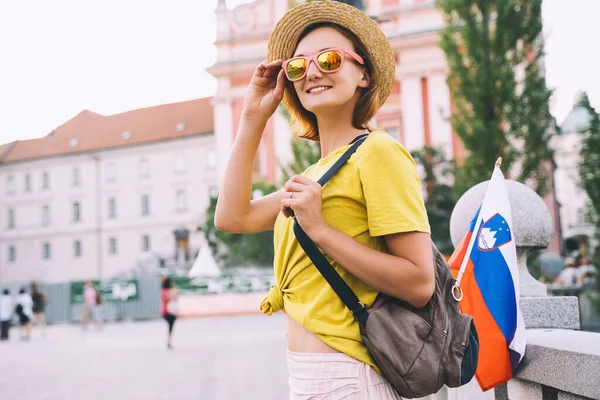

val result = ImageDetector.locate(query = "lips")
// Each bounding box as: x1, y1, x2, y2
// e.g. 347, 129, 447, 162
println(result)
306, 86, 332, 94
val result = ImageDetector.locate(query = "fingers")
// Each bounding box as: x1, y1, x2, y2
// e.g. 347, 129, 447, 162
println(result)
283, 181, 306, 195
272, 69, 286, 101
253, 60, 283, 79
280, 198, 297, 218
288, 174, 320, 188
263, 59, 283, 78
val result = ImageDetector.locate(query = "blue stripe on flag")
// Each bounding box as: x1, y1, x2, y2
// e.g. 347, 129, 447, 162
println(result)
468, 205, 482, 232
472, 247, 518, 344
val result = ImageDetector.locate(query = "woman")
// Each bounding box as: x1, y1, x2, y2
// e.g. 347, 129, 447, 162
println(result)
82, 281, 101, 330
160, 277, 178, 349
215, 1, 434, 398
31, 282, 48, 335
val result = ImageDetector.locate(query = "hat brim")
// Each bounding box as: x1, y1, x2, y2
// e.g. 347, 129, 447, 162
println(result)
267, 0, 395, 108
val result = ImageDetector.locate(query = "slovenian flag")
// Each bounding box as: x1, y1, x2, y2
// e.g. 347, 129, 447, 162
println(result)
448, 162, 526, 391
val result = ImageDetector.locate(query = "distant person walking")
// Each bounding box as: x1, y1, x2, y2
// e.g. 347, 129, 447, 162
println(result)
161, 277, 179, 349
31, 281, 48, 336
16, 287, 33, 340
82, 281, 102, 330
577, 257, 597, 284
555, 257, 579, 285
0, 289, 13, 341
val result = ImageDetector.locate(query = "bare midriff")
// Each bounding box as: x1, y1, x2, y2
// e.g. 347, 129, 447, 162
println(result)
285, 313, 340, 353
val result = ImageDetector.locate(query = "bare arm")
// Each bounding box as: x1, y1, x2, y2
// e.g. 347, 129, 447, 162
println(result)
214, 60, 286, 233
312, 228, 435, 308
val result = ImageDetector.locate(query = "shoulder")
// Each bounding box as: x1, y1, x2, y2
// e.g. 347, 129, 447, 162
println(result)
356, 131, 416, 165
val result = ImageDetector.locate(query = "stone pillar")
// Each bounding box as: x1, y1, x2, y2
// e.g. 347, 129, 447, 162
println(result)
450, 179, 580, 330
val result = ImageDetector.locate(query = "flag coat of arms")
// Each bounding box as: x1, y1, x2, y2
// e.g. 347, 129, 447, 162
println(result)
449, 164, 526, 391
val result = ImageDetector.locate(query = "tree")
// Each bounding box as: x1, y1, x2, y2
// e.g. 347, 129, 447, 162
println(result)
411, 147, 456, 255
577, 93, 600, 314
437, 0, 555, 198
279, 138, 321, 185
200, 181, 277, 267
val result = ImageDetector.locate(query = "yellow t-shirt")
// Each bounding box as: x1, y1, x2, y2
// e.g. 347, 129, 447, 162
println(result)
260, 130, 431, 372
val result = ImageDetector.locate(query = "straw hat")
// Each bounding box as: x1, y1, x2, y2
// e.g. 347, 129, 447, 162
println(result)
267, 0, 396, 108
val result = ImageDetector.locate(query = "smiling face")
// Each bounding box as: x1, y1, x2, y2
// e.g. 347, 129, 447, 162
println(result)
291, 27, 370, 116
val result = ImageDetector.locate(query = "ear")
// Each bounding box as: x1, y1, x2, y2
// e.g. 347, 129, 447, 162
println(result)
358, 70, 371, 89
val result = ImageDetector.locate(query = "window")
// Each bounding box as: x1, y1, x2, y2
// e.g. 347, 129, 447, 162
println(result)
207, 149, 217, 170
7, 209, 15, 229
73, 202, 81, 222
74, 240, 82, 257
141, 194, 150, 216
6, 174, 15, 194
8, 246, 15, 262
175, 154, 186, 173
108, 198, 117, 219
43, 242, 51, 260
42, 171, 49, 190
142, 235, 150, 252
176, 189, 187, 212
42, 205, 50, 227
105, 162, 116, 182
139, 158, 149, 178
73, 167, 81, 186
24, 174, 31, 192
109, 237, 117, 255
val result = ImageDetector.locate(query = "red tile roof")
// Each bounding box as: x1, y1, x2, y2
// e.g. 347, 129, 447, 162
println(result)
1, 97, 214, 163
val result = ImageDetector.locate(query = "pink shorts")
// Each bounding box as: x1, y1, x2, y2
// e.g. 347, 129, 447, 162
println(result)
286, 350, 403, 400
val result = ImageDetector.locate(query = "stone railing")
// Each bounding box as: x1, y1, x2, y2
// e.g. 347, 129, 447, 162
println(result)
440, 179, 600, 400
546, 282, 600, 332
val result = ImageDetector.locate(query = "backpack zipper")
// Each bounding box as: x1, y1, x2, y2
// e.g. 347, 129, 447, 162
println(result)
443, 304, 449, 334
461, 318, 472, 346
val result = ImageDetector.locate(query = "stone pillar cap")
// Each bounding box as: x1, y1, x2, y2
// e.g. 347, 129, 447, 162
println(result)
450, 179, 552, 249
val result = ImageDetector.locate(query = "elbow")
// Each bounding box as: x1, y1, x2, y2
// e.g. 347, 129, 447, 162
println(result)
411, 279, 435, 309
214, 212, 237, 233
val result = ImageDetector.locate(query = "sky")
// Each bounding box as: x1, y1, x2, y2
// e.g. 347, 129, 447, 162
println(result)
0, 0, 598, 145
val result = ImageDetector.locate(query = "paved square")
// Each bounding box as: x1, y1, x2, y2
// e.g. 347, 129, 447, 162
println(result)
0, 314, 289, 400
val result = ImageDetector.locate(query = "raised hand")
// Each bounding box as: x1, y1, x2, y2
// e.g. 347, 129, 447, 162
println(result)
243, 60, 286, 123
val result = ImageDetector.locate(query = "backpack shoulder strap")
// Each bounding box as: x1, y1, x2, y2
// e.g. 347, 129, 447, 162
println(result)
293, 135, 369, 326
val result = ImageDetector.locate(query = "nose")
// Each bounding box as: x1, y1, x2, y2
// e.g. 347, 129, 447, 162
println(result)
305, 59, 322, 81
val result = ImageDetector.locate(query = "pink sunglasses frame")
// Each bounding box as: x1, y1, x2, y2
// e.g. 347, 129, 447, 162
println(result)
282, 47, 365, 82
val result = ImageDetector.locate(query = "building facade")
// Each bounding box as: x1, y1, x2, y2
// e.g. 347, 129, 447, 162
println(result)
552, 93, 597, 257
208, 0, 467, 186
0, 99, 217, 283
1, 0, 575, 284
208, 0, 563, 255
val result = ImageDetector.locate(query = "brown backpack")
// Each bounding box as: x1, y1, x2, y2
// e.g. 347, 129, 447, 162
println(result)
293, 137, 479, 398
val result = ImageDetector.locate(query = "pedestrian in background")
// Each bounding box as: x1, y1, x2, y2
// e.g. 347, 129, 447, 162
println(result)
161, 277, 179, 349
577, 257, 596, 284
31, 281, 48, 336
0, 288, 13, 341
16, 287, 33, 340
554, 257, 579, 285
82, 281, 101, 330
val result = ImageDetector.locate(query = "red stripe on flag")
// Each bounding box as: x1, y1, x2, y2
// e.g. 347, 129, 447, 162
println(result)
450, 233, 513, 391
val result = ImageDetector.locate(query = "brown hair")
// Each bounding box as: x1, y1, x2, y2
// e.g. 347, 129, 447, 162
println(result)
283, 23, 380, 141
